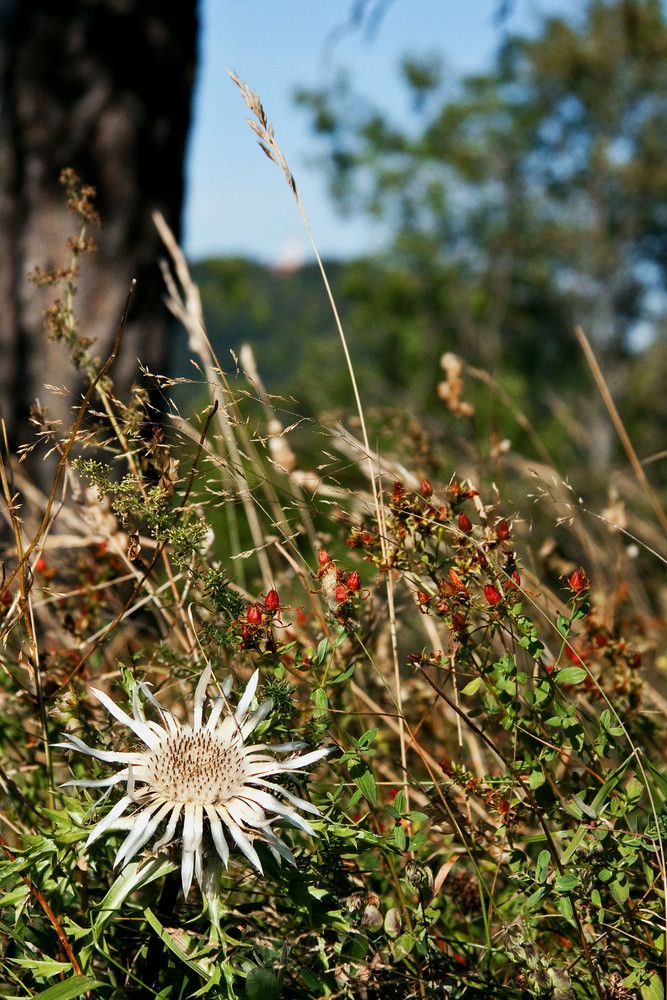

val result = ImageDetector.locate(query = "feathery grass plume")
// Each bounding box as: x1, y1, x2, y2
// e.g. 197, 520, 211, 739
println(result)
57, 667, 331, 897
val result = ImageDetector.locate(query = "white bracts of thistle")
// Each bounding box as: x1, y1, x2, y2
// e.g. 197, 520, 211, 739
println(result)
56, 668, 330, 898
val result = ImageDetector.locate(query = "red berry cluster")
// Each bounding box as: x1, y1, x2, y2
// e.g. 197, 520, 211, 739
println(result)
346, 479, 524, 641
313, 548, 366, 626
235, 588, 284, 651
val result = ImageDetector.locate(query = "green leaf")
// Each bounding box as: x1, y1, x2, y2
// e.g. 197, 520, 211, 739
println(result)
0, 885, 29, 908
625, 776, 644, 804
393, 789, 406, 813
312, 687, 329, 713
536, 849, 550, 883
329, 662, 356, 684
348, 760, 377, 805
145, 907, 214, 978
9, 960, 73, 977
555, 666, 587, 685
405, 810, 428, 824
29, 976, 101, 1000
246, 967, 281, 1000
300, 966, 324, 993
528, 767, 545, 790
555, 874, 579, 892
641, 970, 665, 1000
357, 727, 378, 750
461, 676, 482, 696
91, 857, 176, 940
392, 932, 416, 962
312, 637, 332, 668
525, 886, 547, 908
610, 874, 630, 904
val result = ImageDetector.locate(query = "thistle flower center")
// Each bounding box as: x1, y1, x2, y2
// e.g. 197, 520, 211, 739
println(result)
146, 729, 246, 805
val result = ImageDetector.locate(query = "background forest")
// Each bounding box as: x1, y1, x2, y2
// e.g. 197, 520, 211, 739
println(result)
187, 0, 667, 489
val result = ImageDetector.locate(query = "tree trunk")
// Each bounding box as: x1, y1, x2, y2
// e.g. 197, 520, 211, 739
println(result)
0, 0, 198, 473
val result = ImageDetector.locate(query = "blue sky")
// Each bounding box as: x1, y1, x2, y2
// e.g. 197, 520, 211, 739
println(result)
184, 0, 576, 264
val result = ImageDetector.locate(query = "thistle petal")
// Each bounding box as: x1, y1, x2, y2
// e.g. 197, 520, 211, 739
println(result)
234, 669, 259, 721
89, 687, 161, 749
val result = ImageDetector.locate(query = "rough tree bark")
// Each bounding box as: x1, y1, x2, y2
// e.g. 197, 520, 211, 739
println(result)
0, 0, 198, 465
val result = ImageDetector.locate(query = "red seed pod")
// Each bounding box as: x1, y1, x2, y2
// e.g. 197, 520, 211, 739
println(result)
458, 512, 472, 533
346, 571, 361, 592
496, 519, 510, 541
1, 590, 12, 606
510, 571, 521, 588
247, 603, 263, 625
264, 588, 280, 610
484, 584, 503, 606
568, 568, 589, 593
417, 590, 431, 605
318, 548, 331, 566
449, 568, 466, 591
335, 584, 349, 604
391, 481, 405, 503
419, 478, 433, 498
34, 556, 47, 573
451, 611, 467, 632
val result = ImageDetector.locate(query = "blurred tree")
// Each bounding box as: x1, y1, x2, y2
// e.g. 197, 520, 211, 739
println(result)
298, 0, 667, 465
0, 0, 197, 462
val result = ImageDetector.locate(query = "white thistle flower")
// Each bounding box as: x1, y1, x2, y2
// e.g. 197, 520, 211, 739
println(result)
56, 667, 330, 897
